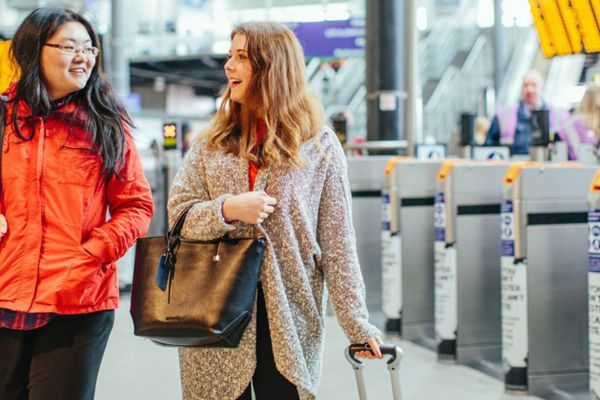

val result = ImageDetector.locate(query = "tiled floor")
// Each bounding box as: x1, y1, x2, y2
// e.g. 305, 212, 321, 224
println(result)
96, 294, 543, 400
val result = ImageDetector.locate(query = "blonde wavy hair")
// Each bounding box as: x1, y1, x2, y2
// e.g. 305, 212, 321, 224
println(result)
202, 22, 325, 169
577, 84, 600, 140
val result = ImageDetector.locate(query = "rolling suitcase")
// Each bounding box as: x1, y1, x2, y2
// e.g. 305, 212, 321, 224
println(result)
345, 343, 403, 400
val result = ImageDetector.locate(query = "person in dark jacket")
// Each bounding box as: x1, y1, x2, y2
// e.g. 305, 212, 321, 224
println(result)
485, 69, 568, 155
0, 8, 154, 400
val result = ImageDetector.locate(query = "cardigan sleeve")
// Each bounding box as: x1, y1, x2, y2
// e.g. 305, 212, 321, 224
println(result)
167, 139, 236, 240
316, 137, 380, 343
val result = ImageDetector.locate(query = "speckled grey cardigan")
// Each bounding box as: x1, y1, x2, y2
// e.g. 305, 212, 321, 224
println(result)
167, 127, 379, 400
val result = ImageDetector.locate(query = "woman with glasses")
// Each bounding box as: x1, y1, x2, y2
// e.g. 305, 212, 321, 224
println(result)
0, 8, 154, 400
168, 22, 381, 400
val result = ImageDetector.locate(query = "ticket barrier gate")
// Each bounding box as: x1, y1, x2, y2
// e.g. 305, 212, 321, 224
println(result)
502, 163, 595, 399
434, 161, 509, 378
348, 156, 393, 315
381, 158, 442, 350
589, 171, 600, 400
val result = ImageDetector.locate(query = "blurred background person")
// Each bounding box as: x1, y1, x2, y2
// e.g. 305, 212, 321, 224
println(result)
473, 115, 490, 145
485, 69, 568, 155
555, 84, 600, 160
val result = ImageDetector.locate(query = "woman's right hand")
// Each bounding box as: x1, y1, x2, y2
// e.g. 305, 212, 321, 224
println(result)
0, 214, 7, 241
222, 191, 277, 225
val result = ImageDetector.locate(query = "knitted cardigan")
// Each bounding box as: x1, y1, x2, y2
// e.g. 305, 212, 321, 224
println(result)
167, 127, 379, 400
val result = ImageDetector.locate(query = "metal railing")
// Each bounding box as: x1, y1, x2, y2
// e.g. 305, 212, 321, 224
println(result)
423, 35, 493, 144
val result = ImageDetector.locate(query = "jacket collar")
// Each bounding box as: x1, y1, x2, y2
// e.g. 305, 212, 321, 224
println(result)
3, 81, 81, 122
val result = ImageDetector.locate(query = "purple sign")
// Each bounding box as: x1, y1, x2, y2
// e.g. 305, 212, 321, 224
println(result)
289, 19, 365, 58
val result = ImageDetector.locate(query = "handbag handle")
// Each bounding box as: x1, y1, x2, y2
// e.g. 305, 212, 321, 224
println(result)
165, 203, 195, 252
168, 196, 264, 251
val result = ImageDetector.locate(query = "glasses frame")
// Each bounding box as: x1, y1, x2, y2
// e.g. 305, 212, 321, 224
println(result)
44, 43, 100, 58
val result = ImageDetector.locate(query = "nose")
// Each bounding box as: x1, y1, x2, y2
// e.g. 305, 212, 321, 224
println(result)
224, 58, 234, 72
72, 50, 87, 63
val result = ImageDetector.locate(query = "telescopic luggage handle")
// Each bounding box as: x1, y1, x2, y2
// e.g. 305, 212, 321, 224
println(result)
345, 343, 403, 400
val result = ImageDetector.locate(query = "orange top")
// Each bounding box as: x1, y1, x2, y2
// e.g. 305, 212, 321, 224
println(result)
249, 119, 266, 190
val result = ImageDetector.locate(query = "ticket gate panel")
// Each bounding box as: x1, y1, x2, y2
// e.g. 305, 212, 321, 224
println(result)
394, 160, 441, 346
502, 165, 595, 398
456, 213, 502, 347
400, 205, 435, 342
455, 208, 502, 376
434, 162, 509, 376
526, 223, 589, 375
353, 196, 385, 312
348, 156, 392, 316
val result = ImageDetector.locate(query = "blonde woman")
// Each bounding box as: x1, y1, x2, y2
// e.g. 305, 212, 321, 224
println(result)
556, 84, 600, 160
167, 22, 381, 400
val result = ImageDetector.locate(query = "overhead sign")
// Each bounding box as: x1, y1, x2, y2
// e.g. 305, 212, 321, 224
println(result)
529, 0, 600, 57
289, 19, 365, 58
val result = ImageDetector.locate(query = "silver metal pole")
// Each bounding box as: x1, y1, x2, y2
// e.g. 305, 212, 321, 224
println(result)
406, 0, 418, 155
493, 0, 506, 96
111, 0, 129, 98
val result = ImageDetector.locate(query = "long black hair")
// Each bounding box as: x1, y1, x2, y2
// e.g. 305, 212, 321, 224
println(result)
8, 7, 132, 177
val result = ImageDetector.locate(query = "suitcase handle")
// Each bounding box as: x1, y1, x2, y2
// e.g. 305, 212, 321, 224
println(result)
346, 343, 403, 369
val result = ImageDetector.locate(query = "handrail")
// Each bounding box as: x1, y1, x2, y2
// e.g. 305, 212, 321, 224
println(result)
462, 36, 487, 74
306, 57, 321, 82
424, 66, 460, 114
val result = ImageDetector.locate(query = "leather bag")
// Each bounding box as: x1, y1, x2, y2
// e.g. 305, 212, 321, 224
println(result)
130, 205, 266, 347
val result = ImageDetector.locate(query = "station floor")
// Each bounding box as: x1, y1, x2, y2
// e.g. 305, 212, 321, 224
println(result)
96, 294, 543, 400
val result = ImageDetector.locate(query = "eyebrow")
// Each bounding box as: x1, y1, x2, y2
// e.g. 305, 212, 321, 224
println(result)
59, 37, 93, 44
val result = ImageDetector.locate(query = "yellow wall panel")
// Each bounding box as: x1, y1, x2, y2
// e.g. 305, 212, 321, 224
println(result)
0, 41, 19, 93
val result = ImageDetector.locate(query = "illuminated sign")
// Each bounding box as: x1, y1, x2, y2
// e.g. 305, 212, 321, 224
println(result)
163, 122, 178, 150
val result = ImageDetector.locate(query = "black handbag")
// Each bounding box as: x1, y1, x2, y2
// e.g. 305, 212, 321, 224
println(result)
130, 205, 266, 347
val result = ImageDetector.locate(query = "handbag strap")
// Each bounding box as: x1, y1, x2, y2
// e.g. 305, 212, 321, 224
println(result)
166, 203, 195, 252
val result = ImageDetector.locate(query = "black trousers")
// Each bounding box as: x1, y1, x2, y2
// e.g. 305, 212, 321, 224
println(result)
237, 286, 299, 400
0, 310, 114, 400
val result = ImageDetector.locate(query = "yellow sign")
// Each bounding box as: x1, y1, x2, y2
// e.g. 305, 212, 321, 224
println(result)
162, 122, 178, 150
529, 0, 600, 57
0, 41, 19, 93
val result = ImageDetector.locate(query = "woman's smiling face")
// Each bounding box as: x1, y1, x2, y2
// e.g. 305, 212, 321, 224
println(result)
41, 21, 95, 100
224, 34, 253, 105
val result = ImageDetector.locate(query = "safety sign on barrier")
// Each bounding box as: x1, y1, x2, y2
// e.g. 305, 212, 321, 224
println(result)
381, 192, 402, 322
435, 242, 457, 341
589, 210, 600, 398
434, 192, 445, 243
501, 200, 515, 257
501, 199, 528, 388
501, 258, 528, 369
434, 191, 457, 342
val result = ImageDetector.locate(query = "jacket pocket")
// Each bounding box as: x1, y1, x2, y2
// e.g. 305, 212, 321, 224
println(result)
57, 144, 101, 186
56, 249, 104, 306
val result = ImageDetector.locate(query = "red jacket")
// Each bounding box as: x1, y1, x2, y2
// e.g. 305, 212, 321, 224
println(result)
0, 85, 154, 314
